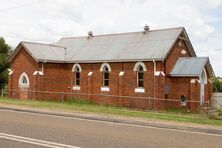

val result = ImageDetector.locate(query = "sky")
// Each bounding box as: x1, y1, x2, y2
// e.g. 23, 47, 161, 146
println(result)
0, 0, 222, 76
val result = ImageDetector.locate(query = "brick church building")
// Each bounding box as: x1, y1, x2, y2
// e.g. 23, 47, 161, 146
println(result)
8, 26, 214, 110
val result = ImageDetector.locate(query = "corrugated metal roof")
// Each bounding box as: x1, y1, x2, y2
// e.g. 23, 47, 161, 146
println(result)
22, 42, 66, 62
9, 27, 185, 63
170, 57, 209, 76
53, 27, 183, 62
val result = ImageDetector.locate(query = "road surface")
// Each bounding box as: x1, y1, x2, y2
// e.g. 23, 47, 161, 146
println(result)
0, 109, 221, 148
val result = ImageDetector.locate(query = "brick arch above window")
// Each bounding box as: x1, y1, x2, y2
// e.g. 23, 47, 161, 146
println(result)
72, 63, 82, 72
133, 62, 147, 71
100, 63, 111, 72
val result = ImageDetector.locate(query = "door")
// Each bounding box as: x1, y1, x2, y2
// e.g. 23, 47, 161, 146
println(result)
200, 83, 204, 105
200, 69, 207, 106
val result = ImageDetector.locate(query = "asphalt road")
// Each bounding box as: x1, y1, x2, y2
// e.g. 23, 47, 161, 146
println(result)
0, 109, 221, 148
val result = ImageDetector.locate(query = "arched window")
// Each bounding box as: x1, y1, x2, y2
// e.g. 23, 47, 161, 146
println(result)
19, 72, 30, 88
199, 68, 207, 84
72, 64, 82, 86
103, 66, 109, 87
100, 63, 111, 87
134, 62, 146, 88
75, 67, 80, 86
137, 65, 144, 87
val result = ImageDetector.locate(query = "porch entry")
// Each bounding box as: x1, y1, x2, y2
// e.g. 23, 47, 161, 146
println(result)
199, 69, 207, 105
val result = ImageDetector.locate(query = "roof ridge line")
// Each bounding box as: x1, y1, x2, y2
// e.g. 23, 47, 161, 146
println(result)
59, 26, 184, 39
179, 57, 208, 59
21, 41, 66, 49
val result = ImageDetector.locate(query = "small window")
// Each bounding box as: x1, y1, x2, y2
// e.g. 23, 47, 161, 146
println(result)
19, 72, 29, 88
103, 66, 109, 87
74, 67, 80, 86
137, 65, 144, 87
21, 76, 28, 84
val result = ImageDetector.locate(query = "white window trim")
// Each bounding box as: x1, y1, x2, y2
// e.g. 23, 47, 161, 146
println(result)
100, 63, 111, 72
18, 72, 30, 88
133, 62, 147, 71
101, 87, 110, 92
72, 63, 82, 72
135, 88, 145, 93
135, 62, 146, 88
73, 86, 80, 90
72, 63, 81, 86
199, 68, 207, 84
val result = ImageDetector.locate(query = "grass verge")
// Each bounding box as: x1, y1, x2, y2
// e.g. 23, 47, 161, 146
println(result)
0, 97, 222, 126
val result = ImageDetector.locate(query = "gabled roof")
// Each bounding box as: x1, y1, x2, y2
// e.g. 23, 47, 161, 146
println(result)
8, 41, 66, 63
8, 27, 196, 63
170, 57, 215, 77
54, 27, 187, 63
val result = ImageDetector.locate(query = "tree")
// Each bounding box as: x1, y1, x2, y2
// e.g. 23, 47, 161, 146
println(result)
0, 37, 11, 89
212, 77, 222, 92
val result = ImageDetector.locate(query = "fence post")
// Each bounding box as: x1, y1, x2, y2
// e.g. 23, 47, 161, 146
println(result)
148, 96, 151, 110
61, 92, 64, 103
1, 88, 4, 98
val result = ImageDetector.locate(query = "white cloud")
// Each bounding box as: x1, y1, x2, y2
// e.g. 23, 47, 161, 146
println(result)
0, 0, 222, 76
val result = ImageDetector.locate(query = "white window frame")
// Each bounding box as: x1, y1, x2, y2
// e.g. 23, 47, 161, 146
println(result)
100, 63, 111, 72
133, 62, 146, 93
102, 66, 109, 87
18, 72, 30, 88
72, 64, 81, 87
199, 68, 207, 84
100, 63, 111, 91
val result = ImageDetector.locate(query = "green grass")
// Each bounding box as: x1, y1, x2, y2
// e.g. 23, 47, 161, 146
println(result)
0, 97, 222, 126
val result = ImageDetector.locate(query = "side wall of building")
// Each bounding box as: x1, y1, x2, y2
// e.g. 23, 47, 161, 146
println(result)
8, 39, 213, 110
8, 48, 38, 99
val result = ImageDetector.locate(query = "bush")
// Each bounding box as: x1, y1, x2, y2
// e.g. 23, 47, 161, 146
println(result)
212, 77, 222, 92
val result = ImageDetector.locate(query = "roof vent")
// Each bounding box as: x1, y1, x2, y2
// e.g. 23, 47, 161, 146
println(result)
143, 24, 150, 33
88, 31, 93, 39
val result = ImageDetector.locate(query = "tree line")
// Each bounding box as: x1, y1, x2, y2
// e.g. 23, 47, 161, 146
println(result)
0, 37, 11, 89
212, 77, 222, 92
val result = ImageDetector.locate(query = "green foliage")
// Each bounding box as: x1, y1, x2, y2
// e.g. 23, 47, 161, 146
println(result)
0, 37, 11, 88
212, 77, 222, 92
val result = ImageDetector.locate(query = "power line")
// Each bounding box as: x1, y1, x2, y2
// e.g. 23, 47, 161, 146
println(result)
197, 48, 222, 53
0, 0, 43, 12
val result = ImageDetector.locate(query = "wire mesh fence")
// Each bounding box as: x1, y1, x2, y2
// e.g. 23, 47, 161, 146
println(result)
1, 88, 210, 111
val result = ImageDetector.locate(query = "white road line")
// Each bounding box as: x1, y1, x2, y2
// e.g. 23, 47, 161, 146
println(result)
1, 109, 222, 137
0, 133, 80, 148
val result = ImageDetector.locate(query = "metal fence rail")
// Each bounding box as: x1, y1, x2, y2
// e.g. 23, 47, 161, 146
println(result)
2, 89, 210, 111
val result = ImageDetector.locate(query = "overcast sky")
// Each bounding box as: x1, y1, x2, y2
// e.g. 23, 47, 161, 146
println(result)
0, 0, 222, 76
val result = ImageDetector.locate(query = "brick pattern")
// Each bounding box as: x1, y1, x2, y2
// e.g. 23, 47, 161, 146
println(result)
8, 40, 213, 111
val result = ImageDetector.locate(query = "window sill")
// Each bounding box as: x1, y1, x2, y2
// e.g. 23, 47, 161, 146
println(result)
19, 84, 29, 88
101, 87, 110, 92
73, 86, 80, 90
135, 87, 145, 93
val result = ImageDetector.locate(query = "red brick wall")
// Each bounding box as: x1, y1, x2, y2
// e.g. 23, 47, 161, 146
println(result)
8, 48, 38, 99
165, 39, 191, 76
8, 39, 213, 111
